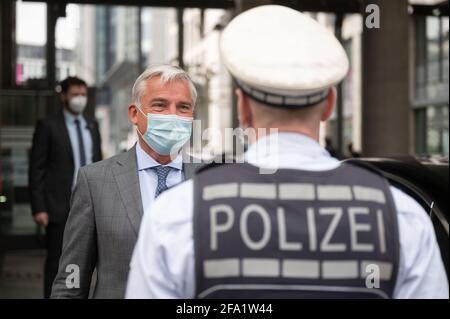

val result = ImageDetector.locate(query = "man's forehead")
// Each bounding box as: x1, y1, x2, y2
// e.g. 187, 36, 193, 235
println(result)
145, 76, 189, 90
67, 85, 87, 93
143, 77, 192, 100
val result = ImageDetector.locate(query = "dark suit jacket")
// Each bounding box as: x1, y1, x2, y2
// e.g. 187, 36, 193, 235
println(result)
28, 109, 102, 223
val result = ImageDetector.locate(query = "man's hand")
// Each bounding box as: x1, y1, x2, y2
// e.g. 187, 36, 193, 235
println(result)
33, 211, 49, 227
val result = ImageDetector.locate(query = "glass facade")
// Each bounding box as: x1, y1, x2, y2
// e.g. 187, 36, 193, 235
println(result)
327, 38, 354, 157
141, 8, 152, 67
415, 104, 449, 156
0, 91, 58, 241
95, 6, 109, 84
414, 15, 449, 156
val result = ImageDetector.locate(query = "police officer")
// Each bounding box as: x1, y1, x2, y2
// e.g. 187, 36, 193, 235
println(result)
126, 5, 448, 299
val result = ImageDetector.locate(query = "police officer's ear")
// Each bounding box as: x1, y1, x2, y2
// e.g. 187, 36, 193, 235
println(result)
320, 87, 337, 122
235, 88, 252, 128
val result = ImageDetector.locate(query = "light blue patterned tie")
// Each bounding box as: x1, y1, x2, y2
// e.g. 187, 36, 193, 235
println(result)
153, 165, 172, 198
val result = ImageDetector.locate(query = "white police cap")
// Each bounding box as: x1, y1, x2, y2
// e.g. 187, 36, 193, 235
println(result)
220, 5, 349, 108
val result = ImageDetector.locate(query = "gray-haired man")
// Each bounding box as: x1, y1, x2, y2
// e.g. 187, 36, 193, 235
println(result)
51, 65, 202, 298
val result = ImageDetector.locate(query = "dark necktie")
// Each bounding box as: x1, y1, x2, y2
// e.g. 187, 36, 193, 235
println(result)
74, 119, 86, 167
153, 166, 172, 198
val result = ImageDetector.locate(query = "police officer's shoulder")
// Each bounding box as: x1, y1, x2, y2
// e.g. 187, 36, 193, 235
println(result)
195, 153, 236, 175
343, 158, 388, 179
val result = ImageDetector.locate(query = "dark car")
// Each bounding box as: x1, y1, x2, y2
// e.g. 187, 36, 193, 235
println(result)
346, 156, 449, 279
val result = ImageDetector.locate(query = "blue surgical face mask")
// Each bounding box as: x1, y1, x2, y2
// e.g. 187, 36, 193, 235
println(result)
136, 106, 193, 156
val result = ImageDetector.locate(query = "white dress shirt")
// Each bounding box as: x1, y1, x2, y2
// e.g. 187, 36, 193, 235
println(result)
126, 132, 449, 299
135, 142, 184, 213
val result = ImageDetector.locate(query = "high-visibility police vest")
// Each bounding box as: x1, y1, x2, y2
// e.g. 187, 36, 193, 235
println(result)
193, 162, 399, 299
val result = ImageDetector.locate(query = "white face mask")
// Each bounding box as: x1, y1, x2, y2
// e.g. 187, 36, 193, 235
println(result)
68, 96, 87, 114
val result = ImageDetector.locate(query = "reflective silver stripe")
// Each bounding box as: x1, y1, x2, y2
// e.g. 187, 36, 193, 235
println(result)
203, 259, 392, 280
252, 90, 265, 100
278, 183, 315, 200
282, 260, 320, 279
285, 96, 308, 105
360, 261, 393, 280
307, 208, 317, 251
203, 183, 238, 200
240, 183, 277, 199
203, 259, 240, 278
197, 284, 389, 299
353, 186, 386, 204
242, 258, 279, 277
317, 185, 353, 200
210, 204, 235, 251
266, 95, 283, 104
348, 207, 374, 252
322, 261, 358, 279
377, 209, 387, 254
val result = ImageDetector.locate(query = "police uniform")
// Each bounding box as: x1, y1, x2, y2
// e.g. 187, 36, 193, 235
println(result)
125, 6, 448, 299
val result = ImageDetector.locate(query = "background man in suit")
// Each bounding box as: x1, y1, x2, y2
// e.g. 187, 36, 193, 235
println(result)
29, 76, 102, 298
51, 65, 202, 299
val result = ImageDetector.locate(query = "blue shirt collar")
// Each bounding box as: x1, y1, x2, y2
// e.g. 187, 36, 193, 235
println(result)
136, 142, 183, 171
63, 108, 84, 123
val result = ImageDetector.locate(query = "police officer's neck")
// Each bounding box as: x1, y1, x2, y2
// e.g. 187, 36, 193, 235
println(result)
138, 138, 174, 165
254, 127, 319, 143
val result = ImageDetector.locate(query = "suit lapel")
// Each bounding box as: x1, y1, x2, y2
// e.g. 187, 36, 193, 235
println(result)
57, 110, 74, 167
112, 146, 144, 236
111, 147, 203, 236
